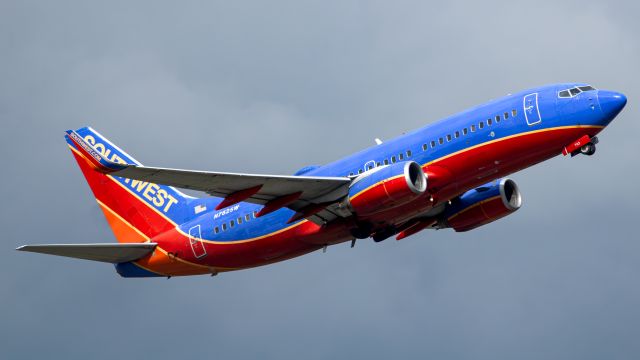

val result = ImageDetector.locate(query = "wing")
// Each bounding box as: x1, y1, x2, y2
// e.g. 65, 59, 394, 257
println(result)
16, 243, 158, 263
66, 130, 353, 224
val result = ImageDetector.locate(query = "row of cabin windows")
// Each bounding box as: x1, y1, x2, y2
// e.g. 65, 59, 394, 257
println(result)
348, 150, 413, 176
345, 109, 517, 177
214, 211, 259, 234
422, 109, 517, 150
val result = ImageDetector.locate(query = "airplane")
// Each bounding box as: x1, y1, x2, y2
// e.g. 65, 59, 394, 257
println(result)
17, 83, 627, 278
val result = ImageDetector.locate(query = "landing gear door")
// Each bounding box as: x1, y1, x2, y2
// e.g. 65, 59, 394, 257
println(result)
523, 93, 542, 126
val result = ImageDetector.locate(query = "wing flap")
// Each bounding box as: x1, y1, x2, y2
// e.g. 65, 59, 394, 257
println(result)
16, 243, 158, 263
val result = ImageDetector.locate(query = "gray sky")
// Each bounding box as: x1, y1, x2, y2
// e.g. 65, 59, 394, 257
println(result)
2, 1, 640, 359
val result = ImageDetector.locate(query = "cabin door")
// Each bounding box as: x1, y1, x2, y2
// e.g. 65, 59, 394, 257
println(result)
523, 93, 542, 126
189, 225, 207, 259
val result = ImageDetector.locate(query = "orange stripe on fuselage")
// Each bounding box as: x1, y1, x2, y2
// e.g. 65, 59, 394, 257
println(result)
136, 246, 217, 276
97, 198, 218, 275
97, 200, 149, 243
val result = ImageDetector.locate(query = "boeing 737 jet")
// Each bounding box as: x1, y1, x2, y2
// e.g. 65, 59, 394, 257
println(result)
18, 83, 627, 277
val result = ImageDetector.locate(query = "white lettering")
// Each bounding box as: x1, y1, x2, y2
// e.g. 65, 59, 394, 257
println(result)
213, 204, 240, 219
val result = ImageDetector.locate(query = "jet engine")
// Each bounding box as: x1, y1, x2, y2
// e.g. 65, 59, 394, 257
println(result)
345, 161, 427, 216
439, 178, 522, 232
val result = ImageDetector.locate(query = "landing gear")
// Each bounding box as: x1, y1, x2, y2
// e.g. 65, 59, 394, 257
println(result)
579, 143, 596, 156
565, 136, 599, 157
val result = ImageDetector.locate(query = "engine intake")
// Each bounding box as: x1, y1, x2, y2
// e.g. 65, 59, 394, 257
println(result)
345, 161, 427, 216
440, 178, 522, 232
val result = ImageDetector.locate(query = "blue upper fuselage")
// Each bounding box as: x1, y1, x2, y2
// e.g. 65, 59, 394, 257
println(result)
183, 83, 626, 241
308, 83, 626, 177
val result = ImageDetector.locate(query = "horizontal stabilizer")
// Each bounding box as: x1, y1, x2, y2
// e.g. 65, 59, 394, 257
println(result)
16, 243, 157, 263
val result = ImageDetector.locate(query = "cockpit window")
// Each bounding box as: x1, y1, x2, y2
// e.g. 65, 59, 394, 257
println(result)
558, 85, 596, 98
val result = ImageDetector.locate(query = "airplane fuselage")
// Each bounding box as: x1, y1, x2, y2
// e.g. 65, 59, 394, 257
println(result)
56, 83, 628, 277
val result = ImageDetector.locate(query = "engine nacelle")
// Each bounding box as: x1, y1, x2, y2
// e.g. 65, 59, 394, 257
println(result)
345, 161, 427, 216
439, 178, 522, 232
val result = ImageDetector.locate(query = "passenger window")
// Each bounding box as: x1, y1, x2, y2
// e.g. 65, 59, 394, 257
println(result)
214, 226, 220, 234
503, 112, 508, 119
398, 153, 404, 160
512, 109, 517, 117
430, 140, 436, 148
383, 159, 389, 165
230, 220, 235, 228
358, 169, 363, 174
455, 131, 460, 138
439, 138, 444, 144
391, 156, 396, 163
471, 125, 476, 132
253, 210, 258, 218
495, 115, 500, 122
237, 217, 242, 224
376, 162, 381, 167
479, 122, 484, 129
487, 118, 492, 126
222, 223, 227, 231
422, 144, 427, 151
406, 150, 412, 157
245, 214, 250, 221
349, 172, 354, 176
446, 134, 452, 142
367, 164, 373, 170
463, 128, 468, 135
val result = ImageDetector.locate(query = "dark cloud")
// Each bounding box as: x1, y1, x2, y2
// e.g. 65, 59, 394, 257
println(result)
2, 1, 639, 359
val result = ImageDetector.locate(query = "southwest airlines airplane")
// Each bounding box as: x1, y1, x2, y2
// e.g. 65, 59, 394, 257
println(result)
18, 83, 626, 278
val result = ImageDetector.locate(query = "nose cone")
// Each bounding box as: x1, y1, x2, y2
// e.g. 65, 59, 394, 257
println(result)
598, 90, 627, 121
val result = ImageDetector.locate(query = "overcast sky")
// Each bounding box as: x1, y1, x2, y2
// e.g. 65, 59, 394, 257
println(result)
2, 1, 640, 359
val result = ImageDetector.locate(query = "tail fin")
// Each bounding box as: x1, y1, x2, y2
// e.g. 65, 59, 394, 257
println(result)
66, 127, 192, 243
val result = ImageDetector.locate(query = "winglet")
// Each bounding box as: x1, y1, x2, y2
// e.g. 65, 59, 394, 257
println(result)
65, 130, 129, 173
